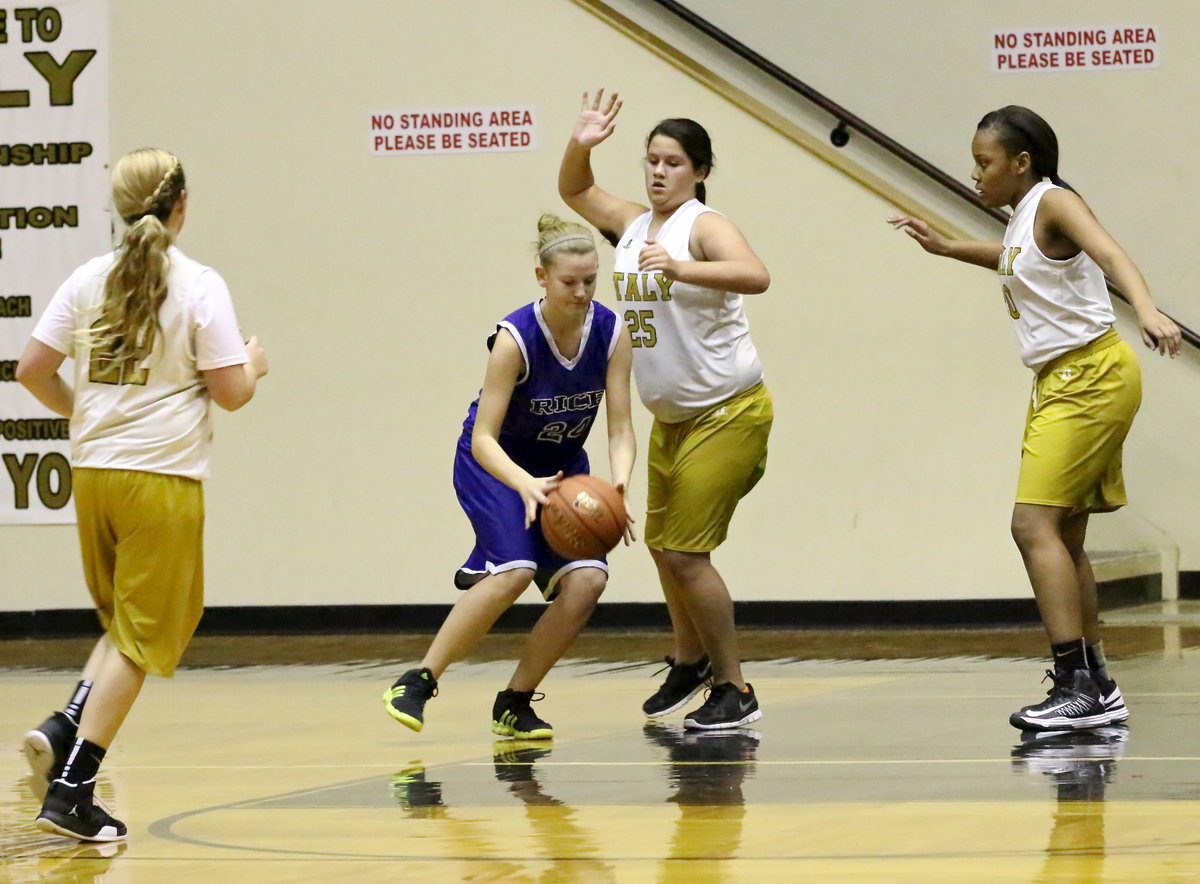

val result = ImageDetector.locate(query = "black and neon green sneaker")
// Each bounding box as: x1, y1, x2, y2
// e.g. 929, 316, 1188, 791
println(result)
491, 689, 553, 740
382, 668, 438, 732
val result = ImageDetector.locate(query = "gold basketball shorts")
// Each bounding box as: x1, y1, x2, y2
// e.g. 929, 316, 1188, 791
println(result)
74, 468, 205, 677
1016, 330, 1141, 515
645, 382, 773, 553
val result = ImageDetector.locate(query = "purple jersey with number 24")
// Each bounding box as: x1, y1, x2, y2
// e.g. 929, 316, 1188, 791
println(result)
452, 299, 618, 595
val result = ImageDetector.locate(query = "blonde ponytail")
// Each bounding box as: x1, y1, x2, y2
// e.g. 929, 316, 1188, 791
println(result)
84, 149, 185, 379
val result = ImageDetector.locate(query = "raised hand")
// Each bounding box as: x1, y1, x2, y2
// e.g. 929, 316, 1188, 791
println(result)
572, 88, 623, 149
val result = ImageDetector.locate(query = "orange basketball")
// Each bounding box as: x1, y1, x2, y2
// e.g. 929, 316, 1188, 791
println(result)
540, 474, 627, 560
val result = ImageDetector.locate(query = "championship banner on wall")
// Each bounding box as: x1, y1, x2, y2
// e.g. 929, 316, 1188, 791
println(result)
0, 0, 109, 524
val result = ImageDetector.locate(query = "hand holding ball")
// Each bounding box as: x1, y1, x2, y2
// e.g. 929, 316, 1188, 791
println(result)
540, 474, 627, 560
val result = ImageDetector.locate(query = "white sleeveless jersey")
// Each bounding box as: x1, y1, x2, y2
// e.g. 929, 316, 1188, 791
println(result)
612, 199, 763, 422
998, 179, 1115, 370
32, 246, 248, 478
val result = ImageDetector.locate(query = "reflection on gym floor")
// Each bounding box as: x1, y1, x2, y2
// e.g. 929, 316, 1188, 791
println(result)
4, 618, 1200, 882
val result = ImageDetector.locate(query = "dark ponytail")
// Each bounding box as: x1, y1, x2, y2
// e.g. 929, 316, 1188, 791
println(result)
977, 105, 1072, 191
646, 118, 713, 204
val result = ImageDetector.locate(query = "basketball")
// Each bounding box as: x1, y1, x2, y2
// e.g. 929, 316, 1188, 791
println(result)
540, 474, 627, 560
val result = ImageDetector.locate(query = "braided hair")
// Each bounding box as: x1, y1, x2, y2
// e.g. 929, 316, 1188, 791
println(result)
86, 149, 186, 380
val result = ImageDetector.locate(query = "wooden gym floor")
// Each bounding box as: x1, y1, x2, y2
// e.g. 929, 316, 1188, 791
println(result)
3, 604, 1200, 882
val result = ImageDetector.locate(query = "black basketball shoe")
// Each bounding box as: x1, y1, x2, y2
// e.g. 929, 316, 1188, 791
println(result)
382, 668, 438, 732
491, 690, 553, 740
1009, 669, 1108, 731
23, 711, 77, 782
642, 656, 712, 718
1093, 673, 1130, 725
683, 682, 762, 730
36, 779, 127, 842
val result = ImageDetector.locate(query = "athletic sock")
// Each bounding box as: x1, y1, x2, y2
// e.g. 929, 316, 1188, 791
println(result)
63, 679, 93, 726
1086, 641, 1112, 684
59, 738, 106, 786
1051, 638, 1087, 676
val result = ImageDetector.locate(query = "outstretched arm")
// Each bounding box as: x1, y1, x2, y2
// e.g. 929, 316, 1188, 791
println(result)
559, 88, 648, 241
887, 214, 1003, 269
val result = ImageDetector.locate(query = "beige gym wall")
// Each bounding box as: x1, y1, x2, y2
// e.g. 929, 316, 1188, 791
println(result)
4, 0, 1193, 613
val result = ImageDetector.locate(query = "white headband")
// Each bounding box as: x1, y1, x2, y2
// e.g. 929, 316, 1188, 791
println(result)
538, 233, 593, 256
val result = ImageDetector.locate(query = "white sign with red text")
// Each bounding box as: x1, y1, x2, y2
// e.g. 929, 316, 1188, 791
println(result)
992, 26, 1159, 73
369, 106, 537, 155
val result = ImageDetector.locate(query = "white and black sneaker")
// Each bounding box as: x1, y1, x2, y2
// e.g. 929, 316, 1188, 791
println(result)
683, 682, 762, 730
1009, 669, 1108, 732
1093, 674, 1130, 724
35, 779, 127, 842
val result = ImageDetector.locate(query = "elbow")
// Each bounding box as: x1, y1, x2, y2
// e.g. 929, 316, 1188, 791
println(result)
211, 392, 251, 412
470, 428, 487, 460
14, 360, 49, 393
747, 269, 771, 295
558, 186, 585, 208
14, 360, 34, 389
209, 384, 255, 412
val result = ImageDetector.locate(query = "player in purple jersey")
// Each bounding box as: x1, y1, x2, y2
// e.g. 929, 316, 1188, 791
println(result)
383, 215, 635, 740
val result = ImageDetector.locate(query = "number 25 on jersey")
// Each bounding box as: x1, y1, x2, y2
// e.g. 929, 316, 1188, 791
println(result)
625, 309, 657, 348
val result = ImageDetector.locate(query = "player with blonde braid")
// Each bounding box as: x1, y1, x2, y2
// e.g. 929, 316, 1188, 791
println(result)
16, 148, 269, 841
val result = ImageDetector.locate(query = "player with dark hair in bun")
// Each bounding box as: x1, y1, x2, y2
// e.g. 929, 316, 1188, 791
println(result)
890, 106, 1179, 732
560, 89, 773, 732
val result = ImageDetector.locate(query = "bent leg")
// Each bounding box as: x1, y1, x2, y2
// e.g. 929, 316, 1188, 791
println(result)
421, 568, 534, 678
508, 567, 606, 692
77, 639, 146, 749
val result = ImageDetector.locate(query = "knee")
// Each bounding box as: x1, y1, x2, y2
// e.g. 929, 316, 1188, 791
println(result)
557, 569, 607, 608
1010, 511, 1057, 555
485, 568, 535, 603
652, 547, 707, 582
1010, 514, 1036, 554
